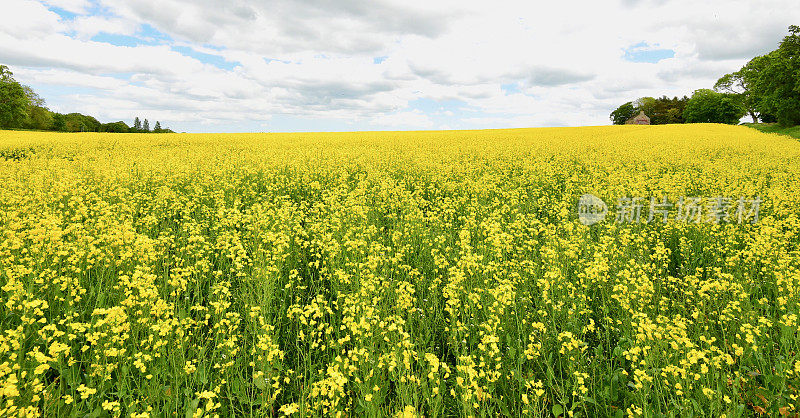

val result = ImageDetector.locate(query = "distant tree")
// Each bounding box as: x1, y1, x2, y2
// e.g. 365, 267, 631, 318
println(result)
19, 84, 53, 130
633, 97, 657, 119
62, 113, 101, 132
142, 118, 150, 132
154, 121, 161, 132
683, 89, 746, 124
751, 26, 800, 126
24, 106, 53, 130
650, 96, 689, 124
100, 121, 130, 133
0, 65, 29, 128
133, 117, 142, 131
52, 113, 67, 132
610, 102, 637, 125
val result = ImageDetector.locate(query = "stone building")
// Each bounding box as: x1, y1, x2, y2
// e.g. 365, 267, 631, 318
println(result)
626, 110, 651, 125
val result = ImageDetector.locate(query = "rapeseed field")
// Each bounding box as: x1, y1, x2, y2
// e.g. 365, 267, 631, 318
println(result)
1, 124, 799, 417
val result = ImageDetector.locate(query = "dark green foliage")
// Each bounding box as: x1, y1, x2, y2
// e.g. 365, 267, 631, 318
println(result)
100, 121, 131, 133
64, 113, 101, 132
649, 96, 689, 124
683, 89, 746, 124
760, 112, 778, 123
24, 106, 53, 130
51, 112, 67, 132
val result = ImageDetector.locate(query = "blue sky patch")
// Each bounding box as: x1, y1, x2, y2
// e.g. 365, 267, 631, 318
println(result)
623, 42, 675, 63
501, 82, 522, 94
137, 24, 173, 44
49, 6, 78, 20
91, 33, 147, 47
408, 98, 467, 113
88, 23, 172, 47
171, 46, 240, 70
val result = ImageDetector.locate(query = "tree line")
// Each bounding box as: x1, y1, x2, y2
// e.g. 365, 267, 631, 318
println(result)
0, 65, 174, 133
611, 25, 800, 126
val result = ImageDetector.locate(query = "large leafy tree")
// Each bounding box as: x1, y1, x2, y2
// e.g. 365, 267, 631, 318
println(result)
21, 84, 53, 130
752, 26, 800, 126
715, 54, 777, 123
683, 89, 746, 124
0, 65, 29, 129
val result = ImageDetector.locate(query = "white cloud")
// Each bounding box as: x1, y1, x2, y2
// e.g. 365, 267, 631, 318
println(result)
0, 0, 798, 131
0, 32, 208, 75
40, 0, 90, 14
13, 68, 125, 89
100, 0, 457, 54
69, 16, 139, 39
0, 0, 63, 37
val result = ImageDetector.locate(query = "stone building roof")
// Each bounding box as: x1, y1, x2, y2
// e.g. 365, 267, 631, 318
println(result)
626, 110, 651, 125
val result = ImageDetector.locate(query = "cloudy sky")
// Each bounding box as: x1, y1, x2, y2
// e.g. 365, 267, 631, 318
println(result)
1, 0, 798, 132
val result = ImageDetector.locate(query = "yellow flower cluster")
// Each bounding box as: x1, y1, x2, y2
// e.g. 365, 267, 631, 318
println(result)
0, 124, 799, 416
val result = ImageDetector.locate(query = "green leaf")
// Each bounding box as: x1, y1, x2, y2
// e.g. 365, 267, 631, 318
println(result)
254, 376, 266, 390
552, 404, 564, 417
196, 365, 208, 384
185, 399, 200, 418
498, 398, 511, 416
83, 406, 103, 418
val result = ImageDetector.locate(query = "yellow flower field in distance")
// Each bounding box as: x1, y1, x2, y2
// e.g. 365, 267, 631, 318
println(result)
1, 124, 799, 417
